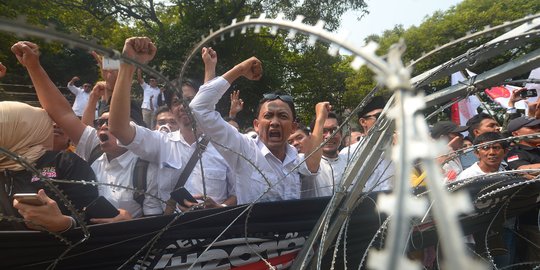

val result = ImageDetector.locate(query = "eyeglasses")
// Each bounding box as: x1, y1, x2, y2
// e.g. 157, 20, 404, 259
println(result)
263, 93, 294, 103
362, 112, 381, 120
478, 145, 504, 151
93, 118, 109, 128
156, 119, 177, 126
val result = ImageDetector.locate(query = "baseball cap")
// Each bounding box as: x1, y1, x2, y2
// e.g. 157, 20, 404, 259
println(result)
431, 121, 468, 138
507, 117, 540, 133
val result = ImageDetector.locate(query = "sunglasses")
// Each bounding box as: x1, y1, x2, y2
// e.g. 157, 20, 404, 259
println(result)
263, 93, 294, 103
93, 118, 109, 128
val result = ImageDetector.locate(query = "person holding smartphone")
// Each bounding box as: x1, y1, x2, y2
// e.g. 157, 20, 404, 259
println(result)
0, 101, 98, 232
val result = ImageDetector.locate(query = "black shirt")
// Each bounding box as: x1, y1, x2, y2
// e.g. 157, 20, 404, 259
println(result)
0, 151, 98, 229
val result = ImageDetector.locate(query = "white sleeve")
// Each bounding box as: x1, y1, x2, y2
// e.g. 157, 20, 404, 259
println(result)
189, 77, 256, 169
67, 84, 82, 95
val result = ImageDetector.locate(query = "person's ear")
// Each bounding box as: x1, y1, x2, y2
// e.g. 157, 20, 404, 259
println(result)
474, 150, 481, 159
253, 119, 259, 133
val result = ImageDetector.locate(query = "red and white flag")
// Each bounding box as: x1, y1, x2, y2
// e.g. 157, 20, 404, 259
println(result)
450, 71, 481, 126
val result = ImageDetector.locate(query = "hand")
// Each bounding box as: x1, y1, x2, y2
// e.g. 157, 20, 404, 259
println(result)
71, 76, 80, 82
526, 99, 540, 118
229, 90, 244, 116
122, 37, 157, 65
0, 62, 6, 78
236, 57, 262, 80
150, 95, 154, 100
202, 47, 217, 67
508, 87, 526, 107
315, 101, 332, 120
90, 208, 133, 224
11, 41, 41, 69
13, 189, 72, 232
90, 51, 103, 67
90, 81, 107, 99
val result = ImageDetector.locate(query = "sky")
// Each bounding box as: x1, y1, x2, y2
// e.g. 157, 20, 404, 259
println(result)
338, 0, 463, 48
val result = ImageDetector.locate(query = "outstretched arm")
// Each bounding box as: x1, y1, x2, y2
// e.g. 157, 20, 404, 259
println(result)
222, 57, 262, 84
109, 37, 156, 145
136, 68, 144, 85
202, 47, 217, 83
304, 102, 331, 173
11, 41, 86, 145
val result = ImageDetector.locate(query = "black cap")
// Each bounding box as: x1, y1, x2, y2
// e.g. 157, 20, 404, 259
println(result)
431, 121, 468, 138
357, 96, 386, 118
507, 117, 540, 133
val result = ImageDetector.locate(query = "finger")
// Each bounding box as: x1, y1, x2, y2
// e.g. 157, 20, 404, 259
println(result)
90, 218, 113, 224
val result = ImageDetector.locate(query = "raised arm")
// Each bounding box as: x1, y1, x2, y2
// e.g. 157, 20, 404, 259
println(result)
82, 81, 106, 126
108, 37, 156, 145
136, 68, 144, 85
202, 47, 217, 83
304, 102, 331, 173
11, 41, 86, 145
229, 90, 244, 119
222, 56, 262, 84
67, 76, 80, 94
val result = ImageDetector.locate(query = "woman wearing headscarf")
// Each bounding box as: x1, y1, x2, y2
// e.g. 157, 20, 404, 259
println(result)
0, 101, 97, 232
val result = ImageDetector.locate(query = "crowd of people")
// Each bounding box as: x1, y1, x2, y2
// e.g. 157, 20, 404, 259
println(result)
0, 36, 539, 267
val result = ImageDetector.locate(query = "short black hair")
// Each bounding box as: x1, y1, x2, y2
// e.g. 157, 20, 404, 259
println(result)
309, 112, 340, 131
473, 132, 508, 149
255, 91, 296, 120
466, 113, 493, 139
182, 79, 201, 93
294, 122, 310, 136
153, 105, 171, 125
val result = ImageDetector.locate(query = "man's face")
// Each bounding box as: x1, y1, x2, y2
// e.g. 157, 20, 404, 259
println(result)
474, 143, 506, 170
513, 124, 540, 145
288, 129, 309, 153
155, 111, 179, 132
474, 118, 500, 137
149, 78, 158, 87
83, 84, 92, 93
171, 95, 191, 126
254, 99, 296, 153
322, 118, 341, 157
93, 113, 121, 152
359, 108, 382, 133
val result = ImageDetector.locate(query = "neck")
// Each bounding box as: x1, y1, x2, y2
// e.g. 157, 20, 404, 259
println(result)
105, 147, 128, 161
180, 125, 198, 144
478, 161, 499, 173
269, 146, 287, 162
323, 151, 338, 159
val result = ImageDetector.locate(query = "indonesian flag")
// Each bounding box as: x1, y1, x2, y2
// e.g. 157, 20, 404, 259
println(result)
450, 71, 481, 126
484, 67, 540, 111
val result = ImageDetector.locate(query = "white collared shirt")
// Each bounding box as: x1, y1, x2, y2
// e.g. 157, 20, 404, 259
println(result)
456, 162, 505, 181
67, 84, 90, 117
339, 138, 395, 192
76, 126, 162, 217
140, 82, 160, 111
302, 154, 349, 198
190, 77, 317, 205
123, 124, 235, 205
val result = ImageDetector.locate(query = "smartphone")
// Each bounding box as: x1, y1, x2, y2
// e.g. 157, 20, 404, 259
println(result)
170, 187, 198, 207
519, 88, 537, 98
13, 193, 45, 206
102, 57, 120, 70
84, 196, 119, 220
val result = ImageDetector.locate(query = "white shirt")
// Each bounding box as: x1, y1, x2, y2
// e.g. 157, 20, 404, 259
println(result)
123, 124, 235, 205
339, 139, 394, 192
302, 154, 348, 198
190, 77, 317, 204
140, 82, 160, 111
76, 126, 162, 217
456, 162, 505, 181
67, 84, 90, 117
